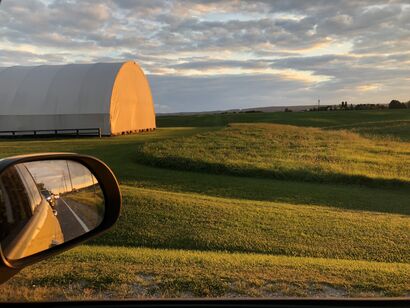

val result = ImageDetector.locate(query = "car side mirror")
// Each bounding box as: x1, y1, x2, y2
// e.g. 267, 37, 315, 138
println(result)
0, 153, 121, 283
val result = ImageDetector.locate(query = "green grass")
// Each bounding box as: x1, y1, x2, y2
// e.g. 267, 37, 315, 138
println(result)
136, 123, 410, 187
1, 246, 409, 301
91, 186, 410, 263
157, 110, 410, 128
326, 120, 410, 142
124, 165, 410, 215
0, 110, 409, 300
157, 110, 410, 141
0, 126, 408, 215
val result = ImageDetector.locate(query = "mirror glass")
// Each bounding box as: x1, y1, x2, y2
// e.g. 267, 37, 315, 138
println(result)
0, 160, 104, 260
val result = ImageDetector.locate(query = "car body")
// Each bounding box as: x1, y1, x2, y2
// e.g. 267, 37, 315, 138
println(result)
40, 189, 56, 207
0, 164, 64, 260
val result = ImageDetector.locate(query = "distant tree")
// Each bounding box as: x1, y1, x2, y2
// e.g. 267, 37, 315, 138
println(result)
284, 108, 292, 112
389, 100, 406, 109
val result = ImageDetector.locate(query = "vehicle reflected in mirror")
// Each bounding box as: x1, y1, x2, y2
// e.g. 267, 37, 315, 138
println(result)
0, 160, 104, 261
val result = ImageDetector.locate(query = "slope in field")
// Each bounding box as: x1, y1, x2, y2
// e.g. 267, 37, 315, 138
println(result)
136, 123, 410, 186
91, 186, 410, 263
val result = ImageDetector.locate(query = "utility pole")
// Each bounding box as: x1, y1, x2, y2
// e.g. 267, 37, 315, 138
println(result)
61, 176, 67, 194
66, 160, 74, 191
318, 99, 320, 111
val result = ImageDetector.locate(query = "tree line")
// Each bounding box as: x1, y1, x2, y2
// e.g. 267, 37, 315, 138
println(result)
307, 99, 410, 112
388, 99, 410, 109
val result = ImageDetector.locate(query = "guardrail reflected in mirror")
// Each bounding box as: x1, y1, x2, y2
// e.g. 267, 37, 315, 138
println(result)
0, 160, 104, 261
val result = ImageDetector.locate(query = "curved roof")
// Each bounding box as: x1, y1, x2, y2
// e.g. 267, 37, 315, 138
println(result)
0, 61, 156, 135
0, 62, 123, 115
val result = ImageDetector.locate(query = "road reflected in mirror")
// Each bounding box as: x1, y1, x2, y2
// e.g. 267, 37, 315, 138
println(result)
0, 160, 104, 260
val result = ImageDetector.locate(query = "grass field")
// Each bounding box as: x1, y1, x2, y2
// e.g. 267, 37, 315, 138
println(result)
91, 186, 409, 263
135, 123, 410, 187
0, 109, 409, 300
157, 110, 410, 141
1, 246, 409, 301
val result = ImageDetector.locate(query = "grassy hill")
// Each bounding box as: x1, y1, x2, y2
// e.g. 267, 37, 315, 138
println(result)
136, 123, 410, 187
0, 109, 409, 300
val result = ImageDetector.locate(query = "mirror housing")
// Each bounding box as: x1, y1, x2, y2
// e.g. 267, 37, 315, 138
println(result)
0, 153, 121, 283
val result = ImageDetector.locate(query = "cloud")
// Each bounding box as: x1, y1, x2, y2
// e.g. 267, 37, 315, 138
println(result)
271, 53, 410, 91
170, 59, 270, 70
0, 0, 409, 112
0, 49, 69, 66
148, 74, 314, 112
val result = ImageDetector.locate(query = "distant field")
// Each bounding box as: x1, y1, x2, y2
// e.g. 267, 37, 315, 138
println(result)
136, 123, 410, 187
157, 110, 410, 141
0, 109, 409, 300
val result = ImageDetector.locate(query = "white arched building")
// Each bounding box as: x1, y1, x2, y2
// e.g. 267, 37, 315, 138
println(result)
0, 61, 156, 136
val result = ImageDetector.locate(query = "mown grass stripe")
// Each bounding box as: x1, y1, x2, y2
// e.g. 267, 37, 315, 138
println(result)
89, 186, 410, 263
1, 246, 408, 300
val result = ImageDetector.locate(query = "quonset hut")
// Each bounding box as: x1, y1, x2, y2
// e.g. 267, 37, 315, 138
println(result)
0, 61, 156, 136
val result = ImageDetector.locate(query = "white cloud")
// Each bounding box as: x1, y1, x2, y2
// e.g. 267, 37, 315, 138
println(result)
0, 0, 409, 112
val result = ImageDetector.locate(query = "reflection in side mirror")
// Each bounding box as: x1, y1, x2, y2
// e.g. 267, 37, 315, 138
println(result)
0, 160, 105, 261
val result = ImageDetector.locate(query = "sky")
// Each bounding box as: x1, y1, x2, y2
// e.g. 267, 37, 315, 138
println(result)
24, 160, 97, 194
0, 0, 409, 113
